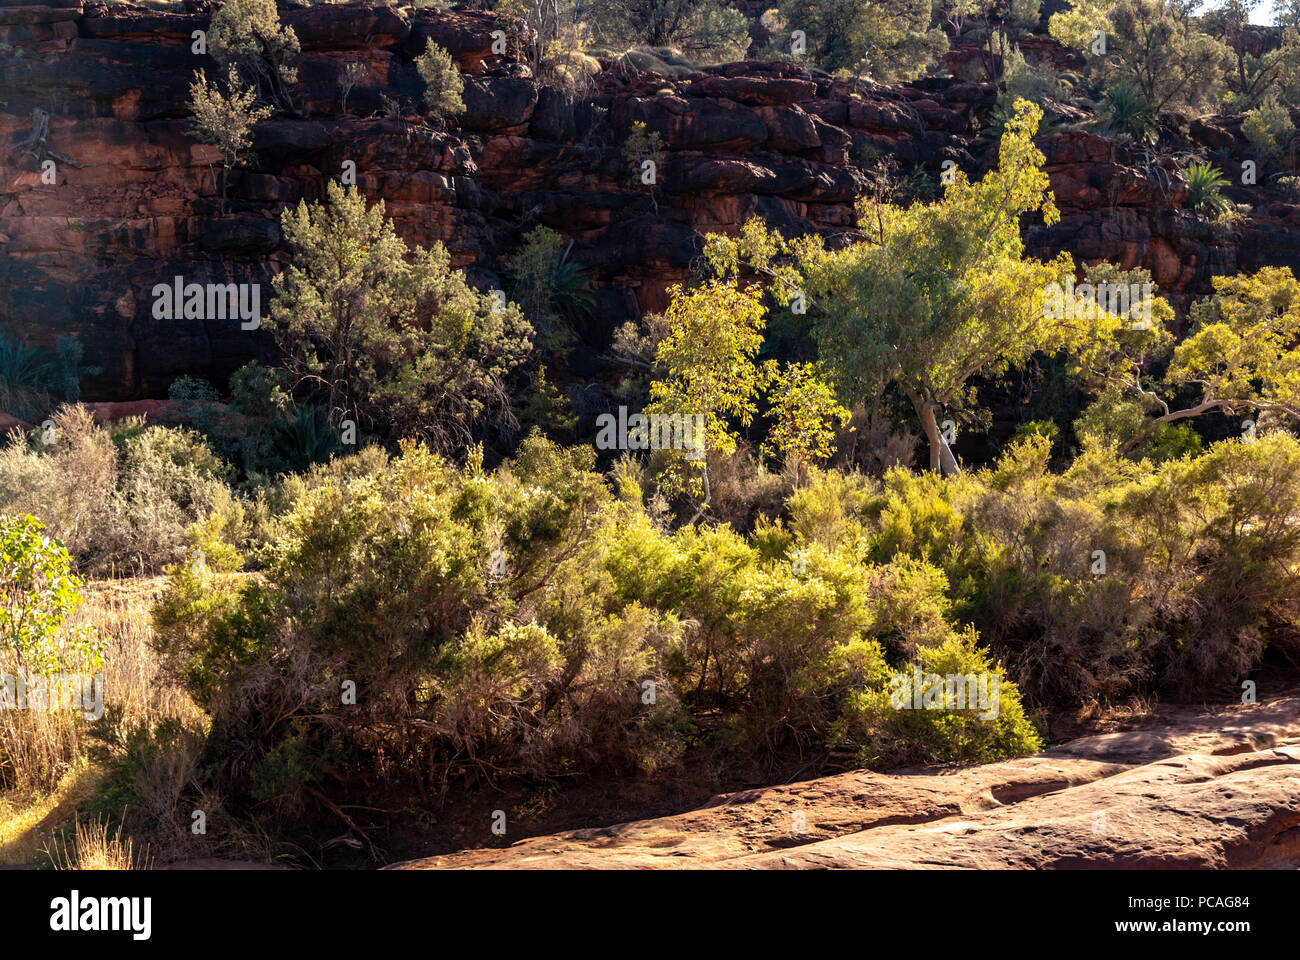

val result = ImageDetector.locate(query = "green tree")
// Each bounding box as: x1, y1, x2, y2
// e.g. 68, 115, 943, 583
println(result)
952, 0, 1043, 84
339, 61, 367, 117
1101, 0, 1229, 115
647, 278, 766, 514
208, 0, 300, 113
1109, 266, 1300, 429
267, 182, 533, 452
1048, 0, 1113, 53
186, 66, 272, 213
1203, 0, 1290, 109
415, 42, 465, 124
708, 101, 1111, 475
588, 0, 750, 63
0, 514, 102, 674
779, 0, 948, 78
761, 361, 851, 484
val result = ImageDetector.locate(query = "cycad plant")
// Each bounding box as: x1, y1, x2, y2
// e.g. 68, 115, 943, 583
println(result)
0, 328, 53, 421
0, 328, 99, 422
547, 252, 596, 327
1098, 85, 1158, 145
267, 404, 341, 472
1184, 162, 1232, 217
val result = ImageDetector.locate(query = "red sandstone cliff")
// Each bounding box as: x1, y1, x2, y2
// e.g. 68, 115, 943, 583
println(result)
2, 2, 1299, 399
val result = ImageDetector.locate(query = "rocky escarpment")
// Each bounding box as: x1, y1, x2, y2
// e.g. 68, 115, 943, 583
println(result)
386, 693, 1300, 869
3, 2, 1300, 399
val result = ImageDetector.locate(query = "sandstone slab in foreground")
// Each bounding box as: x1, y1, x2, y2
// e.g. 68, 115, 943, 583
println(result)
386, 695, 1300, 870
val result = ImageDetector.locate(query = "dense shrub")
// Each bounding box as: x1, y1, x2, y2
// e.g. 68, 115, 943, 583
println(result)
0, 405, 233, 576
415, 41, 465, 122
153, 432, 1041, 813
787, 433, 1300, 706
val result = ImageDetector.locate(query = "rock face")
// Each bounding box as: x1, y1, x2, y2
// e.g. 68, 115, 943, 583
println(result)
2, 2, 1300, 399
385, 693, 1300, 869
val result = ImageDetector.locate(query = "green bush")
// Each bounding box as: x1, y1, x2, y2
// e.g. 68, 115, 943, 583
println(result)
791, 432, 1300, 705
0, 405, 234, 576
415, 42, 464, 122
830, 629, 1042, 769
1242, 98, 1295, 164
0, 513, 102, 673
153, 431, 1045, 812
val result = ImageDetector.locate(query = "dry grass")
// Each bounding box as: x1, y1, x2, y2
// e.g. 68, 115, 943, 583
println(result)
0, 577, 200, 794
0, 757, 102, 865
47, 812, 153, 870
0, 577, 204, 864
78, 577, 202, 729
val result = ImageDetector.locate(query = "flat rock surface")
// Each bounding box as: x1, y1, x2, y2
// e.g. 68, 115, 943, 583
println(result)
386, 695, 1300, 869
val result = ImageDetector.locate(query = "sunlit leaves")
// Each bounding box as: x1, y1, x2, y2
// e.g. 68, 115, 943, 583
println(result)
0, 514, 102, 674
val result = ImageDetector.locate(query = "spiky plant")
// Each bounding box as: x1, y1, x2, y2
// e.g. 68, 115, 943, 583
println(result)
0, 327, 53, 421
1098, 85, 1158, 145
1184, 162, 1232, 217
547, 254, 595, 326
268, 404, 341, 472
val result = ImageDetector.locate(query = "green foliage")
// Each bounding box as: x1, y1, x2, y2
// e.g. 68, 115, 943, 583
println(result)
207, 0, 299, 111
950, 1, 1042, 84
1242, 97, 1295, 164
761, 362, 851, 478
186, 65, 272, 209
776, 0, 948, 78
623, 121, 665, 195
0, 330, 52, 423
0, 514, 102, 673
1101, 0, 1230, 115
1183, 161, 1232, 217
0, 329, 100, 423
264, 405, 344, 474
1165, 266, 1300, 422
1048, 0, 1112, 54
505, 225, 594, 354
90, 714, 207, 826
1017, 261, 1300, 459
1204, 0, 1293, 109
152, 430, 1045, 808
415, 42, 465, 122
1073, 385, 1202, 461
647, 278, 767, 499
1002, 42, 1070, 103
167, 376, 232, 455
1011, 419, 1059, 443
228, 361, 292, 421
706, 101, 1102, 476
588, 0, 750, 63
1277, 174, 1300, 201
1097, 84, 1158, 144
268, 182, 533, 451
789, 431, 1300, 704
0, 405, 233, 576
831, 629, 1042, 768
